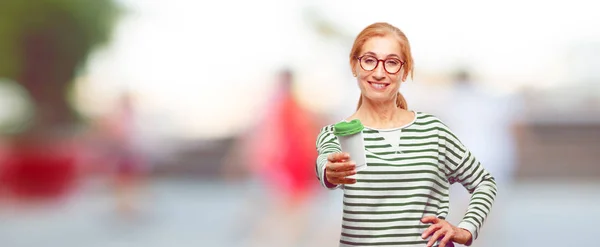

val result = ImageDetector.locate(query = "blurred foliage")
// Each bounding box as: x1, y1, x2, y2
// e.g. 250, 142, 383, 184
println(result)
0, 0, 121, 136
0, 79, 35, 135
302, 7, 352, 42
0, 0, 121, 79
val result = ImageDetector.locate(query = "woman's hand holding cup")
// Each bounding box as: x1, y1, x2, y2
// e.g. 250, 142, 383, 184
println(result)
325, 152, 357, 185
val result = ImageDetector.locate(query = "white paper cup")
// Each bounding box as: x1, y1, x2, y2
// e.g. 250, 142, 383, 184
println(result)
334, 118, 368, 180
337, 132, 367, 179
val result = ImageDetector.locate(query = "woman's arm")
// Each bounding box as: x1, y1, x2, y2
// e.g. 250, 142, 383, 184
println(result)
439, 124, 498, 246
315, 125, 342, 189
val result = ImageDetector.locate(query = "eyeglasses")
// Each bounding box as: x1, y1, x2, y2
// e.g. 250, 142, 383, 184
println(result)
356, 55, 404, 74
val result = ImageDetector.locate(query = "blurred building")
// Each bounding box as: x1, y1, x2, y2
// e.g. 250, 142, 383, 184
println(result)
515, 42, 600, 180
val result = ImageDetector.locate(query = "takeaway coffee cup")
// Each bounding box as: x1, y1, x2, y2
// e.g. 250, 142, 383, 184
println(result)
333, 119, 367, 178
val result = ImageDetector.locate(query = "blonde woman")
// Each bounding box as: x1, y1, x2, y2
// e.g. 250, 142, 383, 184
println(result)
315, 22, 497, 247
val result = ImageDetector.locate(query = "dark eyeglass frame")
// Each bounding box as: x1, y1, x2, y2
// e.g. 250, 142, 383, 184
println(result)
355, 55, 405, 74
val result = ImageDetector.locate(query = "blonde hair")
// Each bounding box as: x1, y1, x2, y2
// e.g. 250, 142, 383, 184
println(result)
350, 22, 414, 110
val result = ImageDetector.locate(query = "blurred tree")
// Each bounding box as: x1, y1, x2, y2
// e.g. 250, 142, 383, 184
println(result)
0, 0, 120, 200
0, 0, 120, 141
302, 6, 352, 42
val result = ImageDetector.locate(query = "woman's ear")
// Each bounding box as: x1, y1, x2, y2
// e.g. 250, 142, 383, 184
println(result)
401, 70, 408, 82
351, 61, 360, 77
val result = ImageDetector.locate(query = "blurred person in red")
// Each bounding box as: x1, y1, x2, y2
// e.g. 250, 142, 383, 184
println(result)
222, 69, 323, 246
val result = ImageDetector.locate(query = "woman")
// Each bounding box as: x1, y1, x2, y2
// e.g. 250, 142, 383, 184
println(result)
315, 22, 497, 247
222, 69, 322, 246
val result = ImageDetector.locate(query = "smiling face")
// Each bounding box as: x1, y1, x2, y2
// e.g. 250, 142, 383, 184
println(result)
349, 22, 414, 110
354, 35, 404, 104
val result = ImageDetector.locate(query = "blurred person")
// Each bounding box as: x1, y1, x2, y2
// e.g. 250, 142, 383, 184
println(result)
315, 22, 498, 247
439, 69, 522, 189
94, 92, 147, 219
429, 70, 525, 246
221, 69, 323, 247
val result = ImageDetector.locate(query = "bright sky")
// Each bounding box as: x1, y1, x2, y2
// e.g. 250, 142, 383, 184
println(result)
74, 0, 600, 140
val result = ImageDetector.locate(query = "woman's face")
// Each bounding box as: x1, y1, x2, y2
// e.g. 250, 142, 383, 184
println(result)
355, 35, 404, 104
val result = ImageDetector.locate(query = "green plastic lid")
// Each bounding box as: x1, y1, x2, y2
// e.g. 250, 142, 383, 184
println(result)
333, 119, 364, 136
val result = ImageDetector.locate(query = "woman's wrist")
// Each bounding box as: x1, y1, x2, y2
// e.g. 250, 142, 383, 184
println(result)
324, 174, 336, 188
455, 228, 473, 245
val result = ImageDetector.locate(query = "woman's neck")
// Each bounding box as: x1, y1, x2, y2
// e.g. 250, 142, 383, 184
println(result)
351, 97, 412, 129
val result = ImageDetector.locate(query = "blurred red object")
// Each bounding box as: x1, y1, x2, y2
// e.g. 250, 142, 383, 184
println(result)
249, 89, 320, 201
0, 143, 78, 201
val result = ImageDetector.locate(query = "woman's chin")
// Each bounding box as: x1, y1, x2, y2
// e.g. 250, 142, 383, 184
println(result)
364, 95, 394, 104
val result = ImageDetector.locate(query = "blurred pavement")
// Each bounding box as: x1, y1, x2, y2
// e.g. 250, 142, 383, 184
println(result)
1, 178, 598, 247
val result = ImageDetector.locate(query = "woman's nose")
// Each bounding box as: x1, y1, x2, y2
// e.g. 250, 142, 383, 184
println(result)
372, 61, 386, 80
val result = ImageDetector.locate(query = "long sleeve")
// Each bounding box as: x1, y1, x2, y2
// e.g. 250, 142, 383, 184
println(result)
315, 125, 342, 190
439, 124, 498, 245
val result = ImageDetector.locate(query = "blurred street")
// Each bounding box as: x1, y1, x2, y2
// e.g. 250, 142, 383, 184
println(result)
1, 178, 600, 247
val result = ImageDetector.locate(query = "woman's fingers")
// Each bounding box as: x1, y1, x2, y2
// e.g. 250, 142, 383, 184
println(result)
438, 231, 454, 247
326, 160, 357, 185
329, 177, 357, 185
420, 218, 457, 247
421, 222, 442, 239
327, 152, 349, 163
327, 168, 356, 179
326, 152, 358, 185
426, 227, 446, 247
327, 161, 355, 172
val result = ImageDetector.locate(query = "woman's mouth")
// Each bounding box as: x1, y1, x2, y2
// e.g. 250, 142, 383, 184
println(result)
368, 81, 390, 90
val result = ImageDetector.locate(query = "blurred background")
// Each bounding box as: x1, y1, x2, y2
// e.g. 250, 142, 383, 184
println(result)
0, 0, 599, 246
